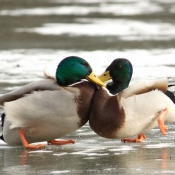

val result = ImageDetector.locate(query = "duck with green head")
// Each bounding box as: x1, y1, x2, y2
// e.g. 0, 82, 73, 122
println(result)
89, 58, 175, 142
0, 56, 105, 149
98, 58, 133, 95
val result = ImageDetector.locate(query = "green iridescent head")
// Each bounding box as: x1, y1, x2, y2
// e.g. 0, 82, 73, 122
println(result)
56, 56, 106, 87
98, 58, 133, 94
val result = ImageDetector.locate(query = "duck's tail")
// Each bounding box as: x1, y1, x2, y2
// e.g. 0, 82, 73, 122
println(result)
43, 64, 56, 80
0, 113, 5, 141
165, 90, 175, 104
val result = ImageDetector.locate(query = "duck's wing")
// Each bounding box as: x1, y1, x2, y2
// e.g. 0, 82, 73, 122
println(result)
4, 89, 78, 129
120, 78, 168, 98
0, 79, 63, 106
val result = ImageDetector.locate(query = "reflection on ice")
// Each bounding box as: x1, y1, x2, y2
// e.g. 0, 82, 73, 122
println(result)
51, 170, 71, 174
109, 145, 136, 152
143, 143, 174, 149
53, 153, 68, 156
2, 165, 31, 173
1, 138, 175, 175
28, 150, 53, 153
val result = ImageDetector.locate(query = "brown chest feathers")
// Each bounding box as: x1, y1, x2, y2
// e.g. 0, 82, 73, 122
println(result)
73, 81, 97, 127
89, 87, 125, 138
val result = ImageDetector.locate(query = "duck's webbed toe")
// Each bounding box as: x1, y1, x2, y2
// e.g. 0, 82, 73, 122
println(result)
121, 133, 146, 143
47, 139, 75, 145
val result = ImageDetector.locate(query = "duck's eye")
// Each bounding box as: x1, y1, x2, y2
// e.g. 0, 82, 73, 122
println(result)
104, 74, 106, 76
81, 62, 89, 66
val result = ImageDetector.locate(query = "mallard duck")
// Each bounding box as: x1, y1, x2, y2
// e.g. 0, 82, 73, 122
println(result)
89, 58, 175, 142
0, 56, 105, 149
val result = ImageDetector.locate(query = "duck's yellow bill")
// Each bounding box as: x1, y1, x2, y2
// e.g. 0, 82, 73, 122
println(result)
86, 71, 106, 87
98, 71, 111, 82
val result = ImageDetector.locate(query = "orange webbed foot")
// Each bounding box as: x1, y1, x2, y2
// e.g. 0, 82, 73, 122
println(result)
121, 133, 146, 143
24, 144, 45, 149
158, 108, 168, 135
18, 128, 45, 149
47, 139, 75, 145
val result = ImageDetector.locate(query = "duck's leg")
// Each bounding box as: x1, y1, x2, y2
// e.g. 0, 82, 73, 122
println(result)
18, 128, 44, 149
157, 108, 168, 135
47, 139, 75, 145
121, 133, 146, 143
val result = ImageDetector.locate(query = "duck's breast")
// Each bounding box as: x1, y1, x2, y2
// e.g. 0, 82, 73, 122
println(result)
89, 87, 125, 139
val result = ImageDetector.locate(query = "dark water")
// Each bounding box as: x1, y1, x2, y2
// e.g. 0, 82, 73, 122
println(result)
1, 0, 175, 174
1, 0, 175, 51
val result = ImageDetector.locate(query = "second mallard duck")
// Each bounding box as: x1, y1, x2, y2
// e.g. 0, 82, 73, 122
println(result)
89, 58, 175, 142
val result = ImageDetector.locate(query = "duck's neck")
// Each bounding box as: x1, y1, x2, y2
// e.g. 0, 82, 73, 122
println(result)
56, 76, 78, 86
107, 80, 129, 95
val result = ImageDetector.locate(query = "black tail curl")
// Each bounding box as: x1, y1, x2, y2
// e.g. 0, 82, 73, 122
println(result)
165, 90, 175, 104
0, 113, 5, 141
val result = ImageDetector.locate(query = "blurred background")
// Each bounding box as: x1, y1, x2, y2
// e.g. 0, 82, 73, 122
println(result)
0, 0, 175, 85
1, 0, 175, 50
1, 0, 175, 174
1, 0, 175, 84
